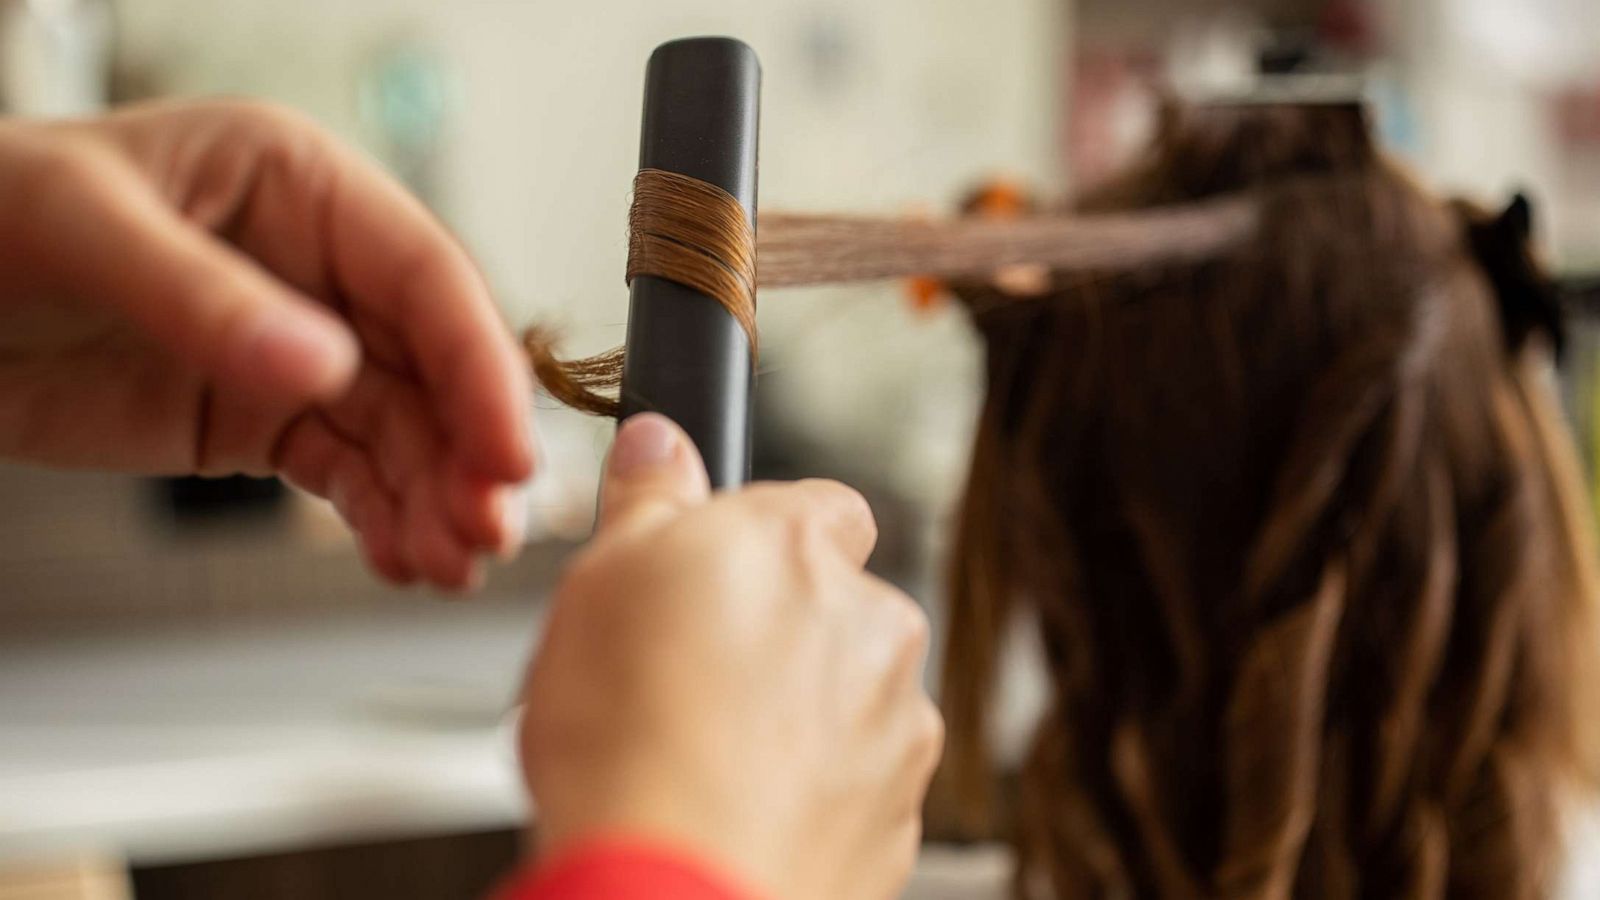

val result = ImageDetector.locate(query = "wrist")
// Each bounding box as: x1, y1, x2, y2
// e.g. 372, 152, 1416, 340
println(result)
535, 814, 772, 894
531, 766, 783, 891
500, 833, 766, 900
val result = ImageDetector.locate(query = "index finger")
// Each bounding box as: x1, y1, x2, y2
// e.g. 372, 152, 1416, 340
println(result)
323, 140, 533, 482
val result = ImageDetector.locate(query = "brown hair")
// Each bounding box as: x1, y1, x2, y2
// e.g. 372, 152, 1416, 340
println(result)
526, 171, 1255, 417
939, 103, 1600, 899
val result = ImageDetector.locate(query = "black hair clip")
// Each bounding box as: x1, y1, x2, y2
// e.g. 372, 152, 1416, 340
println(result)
1463, 192, 1566, 360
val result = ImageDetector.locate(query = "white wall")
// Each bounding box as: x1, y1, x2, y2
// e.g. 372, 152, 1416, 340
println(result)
114, 0, 1060, 327
1379, 0, 1600, 267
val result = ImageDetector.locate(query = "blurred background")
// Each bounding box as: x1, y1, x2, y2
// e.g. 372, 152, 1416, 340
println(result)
0, 0, 1597, 897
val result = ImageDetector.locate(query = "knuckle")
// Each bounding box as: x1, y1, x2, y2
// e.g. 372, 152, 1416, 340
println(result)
1, 134, 117, 242
217, 97, 319, 137
879, 585, 931, 665
920, 701, 946, 750
797, 477, 863, 507
801, 477, 877, 529
26, 138, 111, 197
737, 487, 820, 558
218, 98, 335, 180
898, 594, 931, 654
839, 482, 877, 531
786, 512, 835, 570
913, 700, 947, 770
762, 480, 874, 563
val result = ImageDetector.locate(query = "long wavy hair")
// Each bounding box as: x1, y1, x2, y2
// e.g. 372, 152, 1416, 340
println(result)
939, 102, 1600, 899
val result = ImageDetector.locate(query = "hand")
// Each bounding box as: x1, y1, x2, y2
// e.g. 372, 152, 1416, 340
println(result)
0, 100, 533, 590
519, 413, 944, 900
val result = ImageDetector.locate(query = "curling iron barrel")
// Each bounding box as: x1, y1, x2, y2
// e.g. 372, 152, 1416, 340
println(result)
620, 37, 761, 488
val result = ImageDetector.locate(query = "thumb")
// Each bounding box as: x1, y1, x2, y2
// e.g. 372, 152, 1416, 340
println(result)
48, 155, 359, 403
596, 413, 711, 535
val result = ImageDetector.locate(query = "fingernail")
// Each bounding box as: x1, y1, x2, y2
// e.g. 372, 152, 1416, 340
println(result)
608, 413, 680, 478
497, 486, 527, 560
515, 417, 539, 478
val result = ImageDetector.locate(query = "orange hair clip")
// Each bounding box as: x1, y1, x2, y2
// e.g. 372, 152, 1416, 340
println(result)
903, 178, 1031, 315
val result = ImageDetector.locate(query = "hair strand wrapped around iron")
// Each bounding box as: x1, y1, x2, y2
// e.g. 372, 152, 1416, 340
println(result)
522, 176, 1259, 416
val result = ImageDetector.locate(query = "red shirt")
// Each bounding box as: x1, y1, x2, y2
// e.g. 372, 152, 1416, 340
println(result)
493, 839, 759, 900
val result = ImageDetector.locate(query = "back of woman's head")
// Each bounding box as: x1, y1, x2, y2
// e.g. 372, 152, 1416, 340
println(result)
940, 101, 1600, 900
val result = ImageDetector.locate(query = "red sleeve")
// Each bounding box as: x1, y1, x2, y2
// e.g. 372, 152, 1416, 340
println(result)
491, 838, 761, 900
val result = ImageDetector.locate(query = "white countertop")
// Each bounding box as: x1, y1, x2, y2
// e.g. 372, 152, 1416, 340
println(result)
0, 599, 542, 866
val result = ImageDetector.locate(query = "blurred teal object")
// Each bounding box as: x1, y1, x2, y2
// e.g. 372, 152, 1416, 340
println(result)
1369, 73, 1420, 159
359, 41, 452, 203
